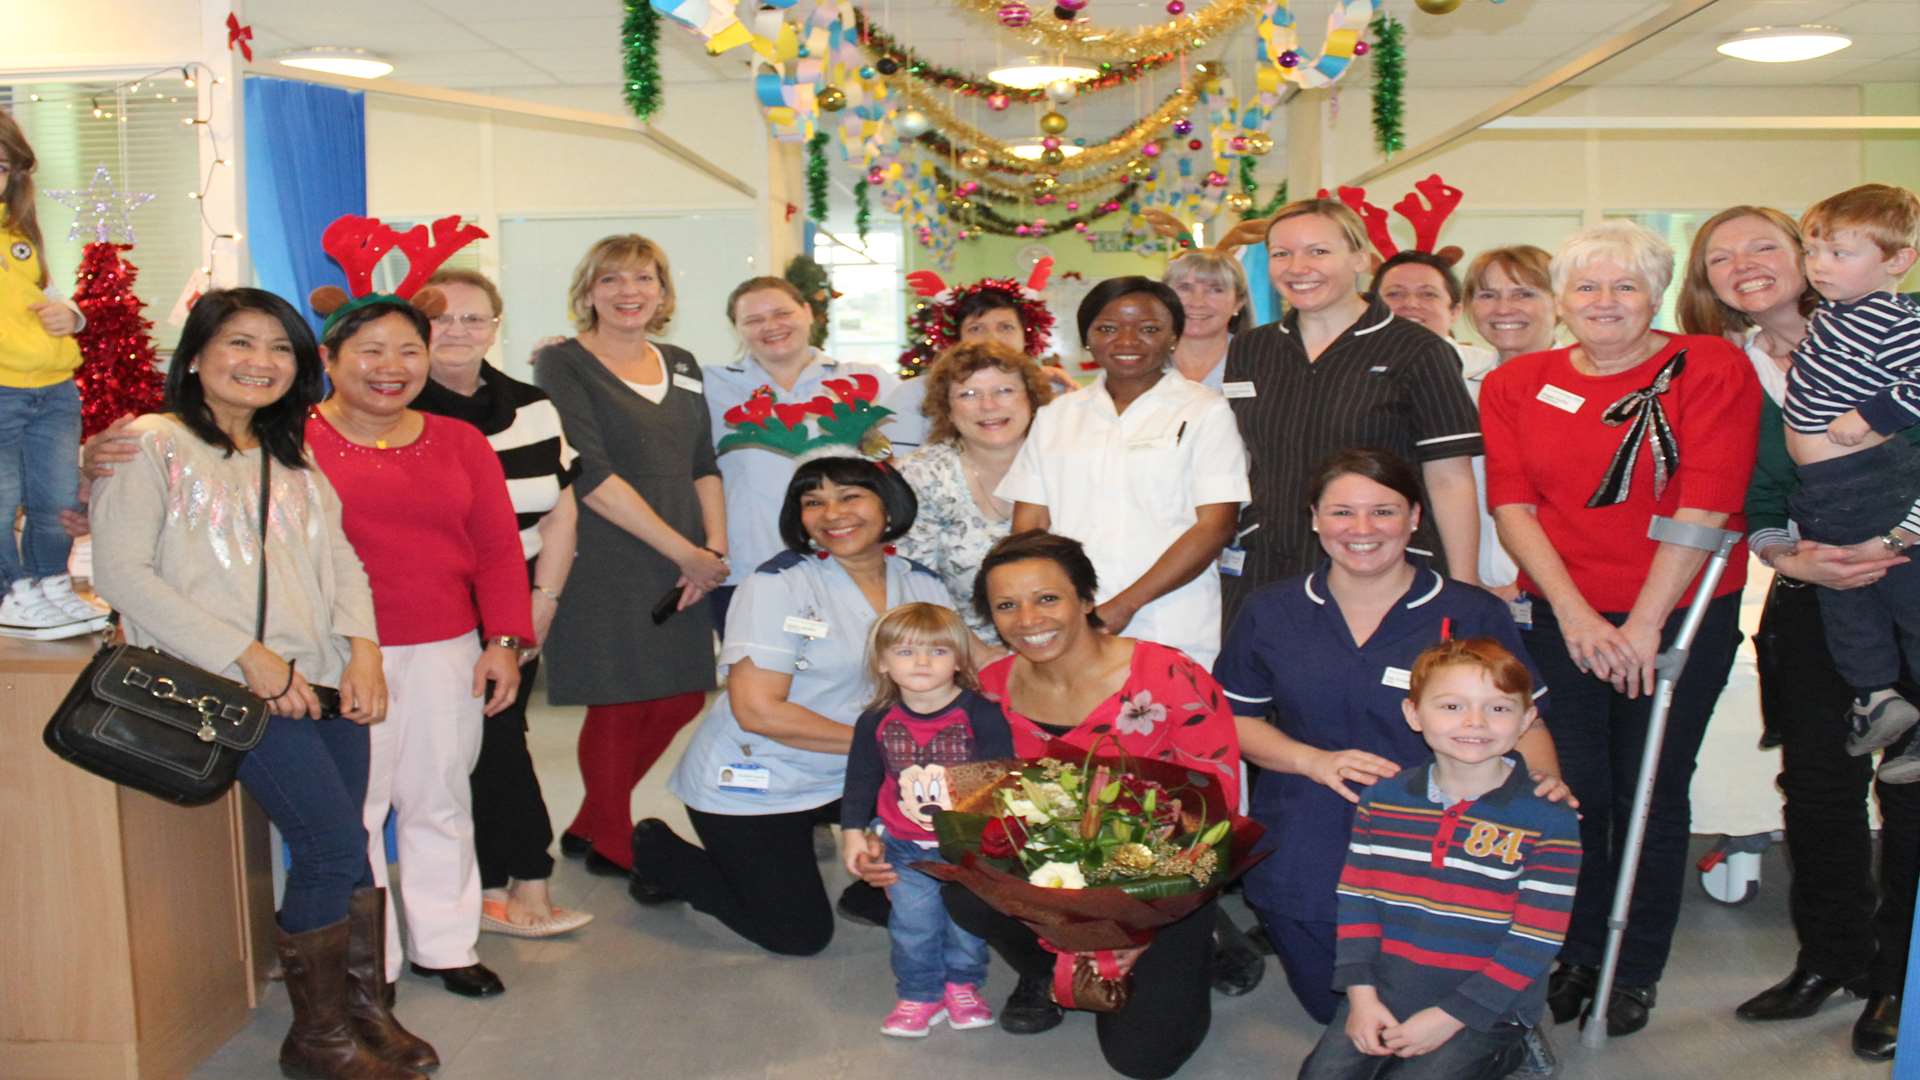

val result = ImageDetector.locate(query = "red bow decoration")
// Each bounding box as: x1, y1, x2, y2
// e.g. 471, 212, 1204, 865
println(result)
226, 13, 254, 62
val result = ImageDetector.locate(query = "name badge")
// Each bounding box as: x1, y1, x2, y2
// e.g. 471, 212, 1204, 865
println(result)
1219, 547, 1246, 576
717, 761, 769, 794
671, 372, 704, 395
1221, 381, 1257, 400
1381, 666, 1413, 690
782, 615, 830, 639
1535, 384, 1586, 414
1508, 598, 1533, 629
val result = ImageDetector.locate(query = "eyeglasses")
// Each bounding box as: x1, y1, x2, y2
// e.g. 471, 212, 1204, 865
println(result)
431, 313, 499, 330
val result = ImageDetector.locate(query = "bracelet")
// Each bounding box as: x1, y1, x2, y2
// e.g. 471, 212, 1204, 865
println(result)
701, 546, 729, 562
533, 584, 562, 602
274, 659, 299, 699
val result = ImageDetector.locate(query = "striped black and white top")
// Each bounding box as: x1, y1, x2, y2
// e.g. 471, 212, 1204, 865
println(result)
1784, 292, 1920, 435
414, 361, 579, 561
1218, 294, 1483, 627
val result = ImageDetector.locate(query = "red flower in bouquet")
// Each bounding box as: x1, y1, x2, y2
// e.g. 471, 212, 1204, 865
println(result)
979, 815, 1029, 859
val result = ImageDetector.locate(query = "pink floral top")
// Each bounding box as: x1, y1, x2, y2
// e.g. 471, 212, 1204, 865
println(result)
977, 639, 1242, 807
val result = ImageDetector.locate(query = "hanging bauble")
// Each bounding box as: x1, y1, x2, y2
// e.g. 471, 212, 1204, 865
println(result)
1057, 0, 1090, 10
896, 109, 931, 137
1052, 5, 1076, 19
1414, 0, 1461, 12
959, 148, 991, 171
1141, 141, 1162, 158
818, 86, 848, 112
1046, 79, 1078, 103
1229, 135, 1248, 152
1126, 157, 1151, 178
1279, 49, 1300, 69
959, 180, 982, 196
867, 168, 883, 185
1017, 224, 1032, 235
1066, 200, 1080, 211
1205, 170, 1228, 187
1353, 40, 1370, 56
1225, 191, 1254, 213
1039, 111, 1069, 135
1037, 193, 1057, 205
1042, 136, 1061, 150
859, 66, 875, 79
1245, 131, 1274, 155
1166, 0, 1185, 13
1030, 174, 1060, 197
1172, 118, 1193, 136
1186, 138, 1203, 151
998, 1, 1032, 27
1034, 218, 1049, 229
1075, 221, 1090, 233
876, 57, 900, 75
986, 92, 1012, 111
1041, 147, 1066, 166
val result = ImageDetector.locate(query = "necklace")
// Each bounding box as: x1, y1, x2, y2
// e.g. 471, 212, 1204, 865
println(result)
960, 448, 1011, 522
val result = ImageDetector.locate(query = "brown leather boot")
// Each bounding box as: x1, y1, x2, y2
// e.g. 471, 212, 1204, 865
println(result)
277, 918, 425, 1080
346, 888, 441, 1071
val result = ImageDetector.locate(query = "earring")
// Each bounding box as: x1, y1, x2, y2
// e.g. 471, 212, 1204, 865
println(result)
188, 362, 199, 374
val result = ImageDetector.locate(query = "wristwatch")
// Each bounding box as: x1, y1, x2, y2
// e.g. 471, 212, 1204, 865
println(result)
487, 635, 527, 650
1883, 531, 1911, 555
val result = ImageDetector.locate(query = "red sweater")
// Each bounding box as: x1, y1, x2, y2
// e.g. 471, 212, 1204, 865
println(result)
1480, 333, 1760, 613
307, 410, 534, 647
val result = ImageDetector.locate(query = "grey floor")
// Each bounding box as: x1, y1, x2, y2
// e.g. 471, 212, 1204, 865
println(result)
193, 688, 1890, 1079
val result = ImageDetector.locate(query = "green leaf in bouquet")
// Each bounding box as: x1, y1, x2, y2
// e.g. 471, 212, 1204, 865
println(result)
1110, 873, 1218, 901
1099, 780, 1122, 804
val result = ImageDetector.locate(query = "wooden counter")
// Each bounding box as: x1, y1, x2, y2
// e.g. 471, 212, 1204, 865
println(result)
0, 634, 274, 1079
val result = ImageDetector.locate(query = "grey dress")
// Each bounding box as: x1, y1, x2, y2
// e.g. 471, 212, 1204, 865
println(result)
534, 339, 718, 705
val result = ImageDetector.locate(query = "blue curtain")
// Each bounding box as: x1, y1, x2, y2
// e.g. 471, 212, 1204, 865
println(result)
1241, 243, 1277, 328
245, 77, 365, 336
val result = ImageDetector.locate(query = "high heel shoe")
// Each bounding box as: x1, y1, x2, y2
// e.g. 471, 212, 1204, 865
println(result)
1546, 963, 1597, 1025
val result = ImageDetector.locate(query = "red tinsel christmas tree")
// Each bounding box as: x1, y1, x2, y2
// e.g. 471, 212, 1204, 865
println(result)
70, 243, 165, 438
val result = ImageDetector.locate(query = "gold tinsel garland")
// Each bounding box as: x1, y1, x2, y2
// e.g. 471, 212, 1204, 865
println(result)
951, 164, 1140, 200
902, 78, 1204, 175
951, 0, 1266, 59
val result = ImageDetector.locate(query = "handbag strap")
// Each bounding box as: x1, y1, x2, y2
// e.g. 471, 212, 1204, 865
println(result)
254, 448, 270, 642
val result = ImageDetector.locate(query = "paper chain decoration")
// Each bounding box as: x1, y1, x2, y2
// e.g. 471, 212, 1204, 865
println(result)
717, 373, 894, 457
1317, 174, 1465, 265
1257, 0, 1380, 92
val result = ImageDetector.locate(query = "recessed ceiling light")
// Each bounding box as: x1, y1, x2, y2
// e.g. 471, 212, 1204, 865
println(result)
1716, 26, 1851, 64
276, 47, 395, 79
987, 63, 1099, 91
1008, 140, 1086, 161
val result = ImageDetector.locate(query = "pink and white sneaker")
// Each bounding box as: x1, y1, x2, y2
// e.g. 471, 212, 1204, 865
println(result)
943, 982, 996, 1030
880, 999, 948, 1038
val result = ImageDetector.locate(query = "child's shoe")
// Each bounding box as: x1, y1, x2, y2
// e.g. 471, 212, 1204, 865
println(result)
0, 578, 98, 640
36, 574, 111, 629
943, 982, 995, 1030
1846, 691, 1920, 757
880, 999, 947, 1038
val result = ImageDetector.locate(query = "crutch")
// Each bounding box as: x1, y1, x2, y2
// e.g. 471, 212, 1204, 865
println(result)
1582, 515, 1742, 1050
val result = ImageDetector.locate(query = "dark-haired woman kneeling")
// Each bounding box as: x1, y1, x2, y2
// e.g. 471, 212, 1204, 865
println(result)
631, 454, 952, 954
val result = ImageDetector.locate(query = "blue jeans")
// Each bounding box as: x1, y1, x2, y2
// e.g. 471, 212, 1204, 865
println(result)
885, 833, 987, 1002
0, 380, 81, 587
1296, 999, 1525, 1080
237, 710, 375, 933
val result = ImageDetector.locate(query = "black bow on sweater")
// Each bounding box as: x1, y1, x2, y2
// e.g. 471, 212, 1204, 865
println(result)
1586, 350, 1687, 508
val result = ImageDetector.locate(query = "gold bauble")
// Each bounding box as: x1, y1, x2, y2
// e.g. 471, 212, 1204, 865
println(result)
1224, 191, 1254, 213
1039, 110, 1069, 136
1414, 0, 1461, 12
817, 86, 848, 112
1244, 131, 1274, 156
959, 148, 991, 171
1030, 175, 1059, 197
1126, 157, 1151, 179
1040, 147, 1066, 166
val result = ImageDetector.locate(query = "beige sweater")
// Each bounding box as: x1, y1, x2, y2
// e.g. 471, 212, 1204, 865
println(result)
91, 414, 377, 686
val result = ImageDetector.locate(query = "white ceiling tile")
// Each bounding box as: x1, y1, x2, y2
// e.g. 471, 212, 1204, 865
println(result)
466, 17, 623, 52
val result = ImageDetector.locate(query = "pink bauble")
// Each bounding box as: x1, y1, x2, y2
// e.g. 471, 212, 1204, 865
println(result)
1016, 225, 1031, 236
1042, 136, 1061, 150
867, 170, 884, 186
1206, 170, 1227, 186
1075, 222, 1089, 233
1141, 142, 1161, 157
1353, 40, 1370, 56
1066, 200, 1080, 211
1103, 201, 1120, 212
1033, 218, 1048, 229
1229, 135, 1248, 152
1166, 0, 1184, 13
998, 2, 1031, 28
986, 93, 1011, 111
1057, 0, 1089, 10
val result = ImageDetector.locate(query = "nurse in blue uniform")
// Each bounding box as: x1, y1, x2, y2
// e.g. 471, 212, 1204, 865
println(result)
630, 454, 952, 955
1213, 448, 1567, 1023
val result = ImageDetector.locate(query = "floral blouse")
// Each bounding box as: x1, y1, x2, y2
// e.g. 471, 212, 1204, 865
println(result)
897, 439, 1010, 643
977, 640, 1242, 807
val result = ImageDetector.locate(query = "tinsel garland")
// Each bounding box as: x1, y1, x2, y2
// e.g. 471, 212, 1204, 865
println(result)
71, 243, 164, 438
958, 186, 1140, 238
1237, 158, 1289, 218
854, 10, 1176, 103
1369, 13, 1405, 157
951, 0, 1268, 60
931, 165, 1132, 206
784, 254, 833, 348
806, 132, 830, 222
903, 79, 1202, 174
622, 0, 663, 122
854, 179, 871, 242
915, 130, 1140, 193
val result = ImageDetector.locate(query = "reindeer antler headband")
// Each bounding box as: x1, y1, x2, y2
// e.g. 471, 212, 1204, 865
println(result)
1145, 212, 1275, 258
311, 214, 490, 340
1316, 174, 1465, 266
897, 257, 1057, 376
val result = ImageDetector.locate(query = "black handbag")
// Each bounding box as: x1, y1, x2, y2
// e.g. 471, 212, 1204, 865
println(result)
43, 449, 275, 806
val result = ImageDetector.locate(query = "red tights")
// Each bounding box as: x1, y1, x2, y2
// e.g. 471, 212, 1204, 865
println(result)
567, 691, 706, 868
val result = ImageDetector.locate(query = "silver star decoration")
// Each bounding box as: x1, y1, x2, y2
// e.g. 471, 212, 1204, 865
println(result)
45, 164, 156, 245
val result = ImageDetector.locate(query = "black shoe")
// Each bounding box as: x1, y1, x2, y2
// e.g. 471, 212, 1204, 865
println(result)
559, 831, 591, 857
1511, 1024, 1558, 1077
1546, 963, 1597, 1025
627, 875, 681, 906
409, 961, 505, 998
1583, 983, 1656, 1037
835, 882, 890, 928
583, 849, 632, 878
1000, 973, 1064, 1035
1210, 914, 1265, 996
1853, 992, 1900, 1061
1245, 924, 1276, 956
1736, 968, 1862, 1021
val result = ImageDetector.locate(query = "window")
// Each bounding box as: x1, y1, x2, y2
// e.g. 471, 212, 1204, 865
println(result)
3, 78, 202, 351
812, 225, 904, 369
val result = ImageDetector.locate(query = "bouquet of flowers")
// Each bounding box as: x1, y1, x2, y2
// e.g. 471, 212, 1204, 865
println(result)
915, 742, 1265, 1012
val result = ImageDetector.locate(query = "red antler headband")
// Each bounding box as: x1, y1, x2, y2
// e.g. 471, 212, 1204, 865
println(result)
898, 256, 1058, 376
1316, 174, 1465, 266
310, 213, 489, 339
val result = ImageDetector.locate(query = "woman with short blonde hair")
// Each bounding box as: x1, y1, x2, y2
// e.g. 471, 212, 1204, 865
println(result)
566, 234, 677, 333
1164, 249, 1252, 389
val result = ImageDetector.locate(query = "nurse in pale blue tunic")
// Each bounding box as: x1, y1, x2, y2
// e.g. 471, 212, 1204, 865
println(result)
632, 454, 952, 955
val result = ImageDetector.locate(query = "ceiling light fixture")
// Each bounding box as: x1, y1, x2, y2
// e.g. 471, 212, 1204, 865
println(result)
1008, 140, 1086, 161
987, 62, 1099, 90
276, 47, 395, 79
1716, 26, 1851, 64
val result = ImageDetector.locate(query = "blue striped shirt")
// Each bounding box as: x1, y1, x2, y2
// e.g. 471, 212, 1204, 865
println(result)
1784, 292, 1920, 435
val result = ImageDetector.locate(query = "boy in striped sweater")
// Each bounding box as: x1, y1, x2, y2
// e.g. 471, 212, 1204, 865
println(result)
1298, 638, 1581, 1080
1779, 184, 1920, 769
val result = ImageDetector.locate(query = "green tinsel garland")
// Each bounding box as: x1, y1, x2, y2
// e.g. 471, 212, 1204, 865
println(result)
785, 255, 832, 348
1370, 13, 1406, 158
1237, 158, 1289, 219
806, 132, 830, 223
854, 179, 871, 242
622, 0, 662, 122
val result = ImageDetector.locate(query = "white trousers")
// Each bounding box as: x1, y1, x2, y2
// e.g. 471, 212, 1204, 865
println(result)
364, 634, 485, 978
